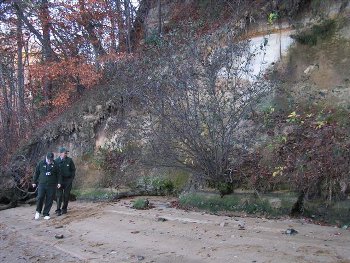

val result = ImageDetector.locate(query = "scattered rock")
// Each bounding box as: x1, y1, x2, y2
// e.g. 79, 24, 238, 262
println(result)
268, 198, 282, 209
220, 222, 227, 227
238, 221, 245, 230
137, 255, 145, 261
54, 234, 64, 239
157, 217, 168, 222
303, 64, 319, 75
95, 105, 103, 113
283, 228, 298, 235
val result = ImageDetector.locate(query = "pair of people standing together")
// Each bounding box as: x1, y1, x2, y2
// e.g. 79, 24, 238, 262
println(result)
32, 147, 76, 220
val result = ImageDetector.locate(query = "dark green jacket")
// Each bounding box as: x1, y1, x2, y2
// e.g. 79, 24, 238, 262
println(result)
33, 159, 61, 185
55, 157, 76, 179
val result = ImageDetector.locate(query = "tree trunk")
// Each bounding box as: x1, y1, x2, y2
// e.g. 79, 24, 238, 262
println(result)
158, 0, 162, 36
106, 0, 117, 52
78, 0, 106, 58
115, 0, 126, 52
13, 1, 58, 61
40, 0, 53, 110
130, 0, 152, 50
16, 9, 25, 134
339, 0, 349, 13
0, 62, 11, 148
124, 0, 132, 53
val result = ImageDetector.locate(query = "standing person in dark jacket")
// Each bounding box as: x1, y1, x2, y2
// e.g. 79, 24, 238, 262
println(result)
55, 147, 76, 215
32, 152, 61, 220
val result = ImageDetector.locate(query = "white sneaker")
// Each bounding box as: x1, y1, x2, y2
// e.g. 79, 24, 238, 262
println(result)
34, 212, 40, 220
44, 216, 50, 220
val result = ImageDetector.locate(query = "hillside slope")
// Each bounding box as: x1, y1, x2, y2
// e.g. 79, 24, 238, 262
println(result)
1, 0, 349, 206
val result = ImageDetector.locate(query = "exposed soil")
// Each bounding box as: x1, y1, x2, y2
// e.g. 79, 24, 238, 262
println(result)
1, 197, 350, 263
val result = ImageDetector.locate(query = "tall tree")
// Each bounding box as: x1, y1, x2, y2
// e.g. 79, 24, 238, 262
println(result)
13, 1, 57, 60
16, 7, 25, 134
124, 0, 132, 53
78, 0, 106, 58
39, 0, 54, 109
115, 0, 126, 52
106, 0, 118, 52
157, 0, 161, 36
0, 61, 12, 148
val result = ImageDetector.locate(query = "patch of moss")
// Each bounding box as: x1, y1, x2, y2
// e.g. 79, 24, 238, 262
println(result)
132, 198, 150, 210
292, 19, 337, 46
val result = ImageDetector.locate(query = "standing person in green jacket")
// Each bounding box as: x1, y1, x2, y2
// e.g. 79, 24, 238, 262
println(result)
55, 147, 76, 216
32, 152, 61, 220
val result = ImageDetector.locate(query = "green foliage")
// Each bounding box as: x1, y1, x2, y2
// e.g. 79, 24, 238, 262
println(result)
242, 198, 273, 214
179, 192, 294, 216
303, 198, 350, 226
218, 182, 234, 197
292, 19, 337, 46
286, 111, 301, 123
145, 31, 163, 47
208, 181, 234, 197
135, 176, 175, 196
132, 198, 150, 210
72, 188, 116, 201
262, 105, 275, 127
179, 192, 239, 213
167, 170, 190, 194
268, 12, 279, 25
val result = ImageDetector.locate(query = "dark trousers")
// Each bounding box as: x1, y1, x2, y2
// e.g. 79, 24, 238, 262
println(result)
56, 177, 73, 212
36, 184, 56, 216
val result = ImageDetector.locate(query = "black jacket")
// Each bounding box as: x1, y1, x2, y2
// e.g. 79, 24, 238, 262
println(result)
33, 159, 62, 185
55, 157, 76, 179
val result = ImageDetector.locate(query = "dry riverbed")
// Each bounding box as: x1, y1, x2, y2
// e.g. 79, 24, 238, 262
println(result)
0, 197, 349, 263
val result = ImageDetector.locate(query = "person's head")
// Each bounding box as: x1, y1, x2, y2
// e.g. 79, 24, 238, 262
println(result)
46, 152, 54, 163
59, 147, 69, 158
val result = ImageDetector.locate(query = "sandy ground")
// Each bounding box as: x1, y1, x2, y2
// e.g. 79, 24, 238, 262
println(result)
0, 197, 350, 263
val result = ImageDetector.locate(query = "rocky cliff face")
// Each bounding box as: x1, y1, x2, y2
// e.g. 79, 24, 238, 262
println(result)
141, 0, 350, 110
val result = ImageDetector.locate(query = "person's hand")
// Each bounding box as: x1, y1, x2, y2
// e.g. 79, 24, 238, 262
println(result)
32, 183, 36, 188
57, 184, 61, 189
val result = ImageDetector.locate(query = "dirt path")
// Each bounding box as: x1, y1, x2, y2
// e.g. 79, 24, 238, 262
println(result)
1, 197, 349, 263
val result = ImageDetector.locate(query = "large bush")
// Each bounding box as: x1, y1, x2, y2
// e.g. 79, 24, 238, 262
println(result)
273, 109, 350, 201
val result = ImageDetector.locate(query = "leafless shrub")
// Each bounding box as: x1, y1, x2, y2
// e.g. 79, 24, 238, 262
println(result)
130, 30, 273, 187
